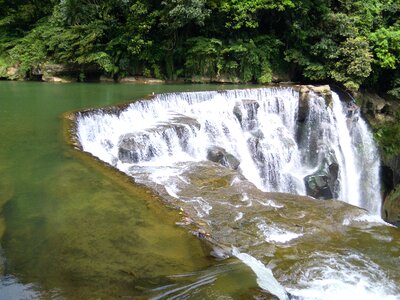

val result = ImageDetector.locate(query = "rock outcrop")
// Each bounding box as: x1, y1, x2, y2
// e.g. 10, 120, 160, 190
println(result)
206, 146, 240, 170
383, 186, 400, 226
359, 93, 399, 124
118, 115, 200, 163
357, 92, 400, 225
305, 163, 339, 199
297, 85, 333, 122
233, 99, 260, 130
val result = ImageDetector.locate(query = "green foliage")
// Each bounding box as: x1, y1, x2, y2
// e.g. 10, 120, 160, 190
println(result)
388, 78, 400, 100
160, 0, 210, 30
0, 0, 397, 93
0, 56, 8, 77
185, 37, 223, 77
220, 0, 295, 29
369, 26, 400, 69
7, 24, 49, 76
185, 36, 281, 83
374, 110, 400, 156
332, 37, 373, 91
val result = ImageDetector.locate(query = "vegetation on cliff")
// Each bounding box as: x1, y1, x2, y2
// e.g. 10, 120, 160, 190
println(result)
0, 0, 398, 95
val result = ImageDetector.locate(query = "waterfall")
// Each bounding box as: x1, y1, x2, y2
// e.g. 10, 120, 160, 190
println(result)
76, 87, 381, 214
74, 86, 399, 299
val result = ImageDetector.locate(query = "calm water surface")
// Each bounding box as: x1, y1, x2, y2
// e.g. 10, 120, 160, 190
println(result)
0, 81, 258, 299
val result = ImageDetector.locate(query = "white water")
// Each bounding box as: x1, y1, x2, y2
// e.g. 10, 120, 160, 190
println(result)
75, 87, 394, 299
232, 247, 289, 300
287, 251, 400, 300
77, 87, 381, 214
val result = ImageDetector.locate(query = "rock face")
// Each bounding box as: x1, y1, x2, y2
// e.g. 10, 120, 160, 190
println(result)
118, 133, 155, 163
233, 100, 260, 130
40, 63, 79, 82
383, 186, 400, 226
305, 163, 339, 199
359, 93, 399, 124
119, 76, 165, 84
0, 66, 20, 80
118, 115, 200, 163
298, 85, 333, 122
206, 146, 240, 170
358, 92, 400, 226
382, 155, 400, 226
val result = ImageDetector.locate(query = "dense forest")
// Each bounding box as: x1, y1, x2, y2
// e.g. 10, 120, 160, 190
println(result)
0, 0, 399, 96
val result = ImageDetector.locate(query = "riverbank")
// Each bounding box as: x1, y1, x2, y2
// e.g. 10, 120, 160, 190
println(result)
0, 62, 292, 84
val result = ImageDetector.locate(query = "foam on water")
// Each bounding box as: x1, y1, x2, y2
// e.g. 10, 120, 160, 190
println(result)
77, 87, 382, 215
288, 252, 400, 300
75, 87, 392, 298
257, 221, 303, 243
232, 247, 289, 300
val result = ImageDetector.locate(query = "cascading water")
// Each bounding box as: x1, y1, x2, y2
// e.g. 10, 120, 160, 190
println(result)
75, 86, 399, 299
77, 87, 380, 213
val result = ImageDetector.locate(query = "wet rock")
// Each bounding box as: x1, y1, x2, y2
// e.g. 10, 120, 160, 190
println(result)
345, 101, 360, 131
118, 115, 200, 163
39, 63, 102, 82
41, 64, 81, 83
298, 85, 332, 122
159, 116, 200, 151
169, 115, 201, 131
233, 100, 260, 130
210, 245, 231, 260
0, 246, 5, 276
233, 105, 243, 125
207, 146, 240, 170
382, 155, 400, 189
41, 63, 80, 82
305, 162, 339, 199
383, 185, 400, 227
118, 133, 156, 163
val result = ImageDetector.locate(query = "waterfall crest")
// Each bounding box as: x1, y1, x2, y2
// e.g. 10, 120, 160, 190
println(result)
76, 86, 381, 214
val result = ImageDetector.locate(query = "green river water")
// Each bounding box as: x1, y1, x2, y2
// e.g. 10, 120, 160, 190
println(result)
0, 81, 258, 299
2, 81, 400, 300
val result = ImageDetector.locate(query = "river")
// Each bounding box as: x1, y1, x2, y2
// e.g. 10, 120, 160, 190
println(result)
0, 82, 399, 300
0, 81, 258, 299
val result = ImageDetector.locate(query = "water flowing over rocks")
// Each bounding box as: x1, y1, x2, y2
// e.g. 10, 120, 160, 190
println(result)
358, 92, 400, 225
75, 86, 382, 214
72, 86, 400, 299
